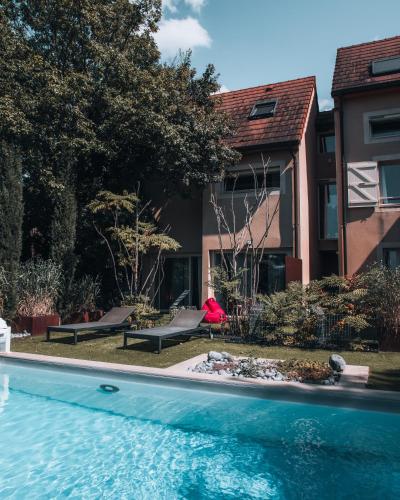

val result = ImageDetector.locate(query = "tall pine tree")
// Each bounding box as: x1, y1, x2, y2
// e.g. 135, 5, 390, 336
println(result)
0, 141, 23, 315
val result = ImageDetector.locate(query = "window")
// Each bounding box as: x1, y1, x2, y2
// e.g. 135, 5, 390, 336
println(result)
249, 100, 277, 119
258, 254, 286, 295
158, 257, 201, 310
225, 169, 280, 192
372, 56, 400, 76
211, 252, 285, 305
379, 163, 400, 205
370, 114, 400, 139
383, 248, 400, 268
319, 133, 336, 153
364, 109, 400, 144
319, 183, 338, 239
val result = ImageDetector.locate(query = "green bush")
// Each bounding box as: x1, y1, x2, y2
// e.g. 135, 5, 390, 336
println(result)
277, 359, 333, 382
121, 294, 159, 329
0, 267, 8, 317
357, 264, 400, 348
258, 275, 370, 346
58, 274, 101, 320
15, 259, 62, 317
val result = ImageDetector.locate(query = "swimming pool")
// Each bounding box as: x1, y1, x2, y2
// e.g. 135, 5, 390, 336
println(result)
0, 360, 399, 499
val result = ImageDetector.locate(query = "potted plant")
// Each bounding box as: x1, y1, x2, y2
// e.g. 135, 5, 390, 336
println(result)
14, 259, 61, 336
62, 275, 102, 324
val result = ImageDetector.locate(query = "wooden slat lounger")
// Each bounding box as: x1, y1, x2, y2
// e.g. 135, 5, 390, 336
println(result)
123, 309, 211, 353
46, 306, 136, 345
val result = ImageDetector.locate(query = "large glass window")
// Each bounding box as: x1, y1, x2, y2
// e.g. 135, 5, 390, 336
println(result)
211, 251, 285, 304
158, 257, 201, 310
319, 183, 338, 239
380, 163, 400, 205
383, 248, 400, 268
370, 115, 400, 139
258, 254, 286, 295
225, 169, 280, 192
319, 134, 336, 153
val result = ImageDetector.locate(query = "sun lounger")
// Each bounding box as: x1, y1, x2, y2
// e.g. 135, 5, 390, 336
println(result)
123, 309, 210, 353
46, 306, 135, 344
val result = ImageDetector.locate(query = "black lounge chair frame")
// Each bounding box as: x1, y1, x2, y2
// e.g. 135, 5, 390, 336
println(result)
46, 306, 135, 345
123, 309, 212, 353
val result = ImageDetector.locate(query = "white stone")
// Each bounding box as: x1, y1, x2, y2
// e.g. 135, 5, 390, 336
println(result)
208, 351, 223, 362
329, 354, 346, 372
220, 351, 233, 361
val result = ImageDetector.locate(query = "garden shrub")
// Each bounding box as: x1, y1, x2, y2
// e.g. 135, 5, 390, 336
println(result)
258, 275, 369, 347
277, 359, 333, 382
58, 274, 101, 321
121, 294, 159, 329
15, 259, 62, 317
356, 264, 400, 349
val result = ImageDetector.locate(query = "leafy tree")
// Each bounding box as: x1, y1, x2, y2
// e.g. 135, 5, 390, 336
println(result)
2, 0, 237, 260
87, 190, 180, 303
0, 141, 23, 315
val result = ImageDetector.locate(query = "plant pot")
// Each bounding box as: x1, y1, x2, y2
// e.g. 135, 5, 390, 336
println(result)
89, 309, 104, 321
14, 314, 60, 336
67, 311, 90, 324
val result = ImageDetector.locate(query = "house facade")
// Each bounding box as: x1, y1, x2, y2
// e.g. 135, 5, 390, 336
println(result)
151, 35, 400, 310
332, 36, 400, 276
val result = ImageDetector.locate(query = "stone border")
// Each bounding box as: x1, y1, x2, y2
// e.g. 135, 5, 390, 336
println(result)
168, 354, 370, 389
1, 351, 400, 414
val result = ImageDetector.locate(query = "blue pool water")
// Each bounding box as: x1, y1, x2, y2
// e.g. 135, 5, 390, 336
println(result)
0, 362, 399, 499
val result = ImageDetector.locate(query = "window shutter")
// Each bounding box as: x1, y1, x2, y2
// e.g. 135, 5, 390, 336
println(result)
347, 162, 378, 207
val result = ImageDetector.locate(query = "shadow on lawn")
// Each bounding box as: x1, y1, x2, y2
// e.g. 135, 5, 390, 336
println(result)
117, 337, 191, 353
43, 331, 123, 345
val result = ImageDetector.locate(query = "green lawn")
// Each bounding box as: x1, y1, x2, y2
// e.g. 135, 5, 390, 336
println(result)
11, 332, 400, 392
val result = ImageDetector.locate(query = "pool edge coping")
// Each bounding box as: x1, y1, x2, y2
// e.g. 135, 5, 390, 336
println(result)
1, 351, 400, 414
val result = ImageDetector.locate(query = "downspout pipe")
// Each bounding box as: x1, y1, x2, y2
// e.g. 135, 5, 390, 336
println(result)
290, 150, 299, 259
334, 96, 347, 276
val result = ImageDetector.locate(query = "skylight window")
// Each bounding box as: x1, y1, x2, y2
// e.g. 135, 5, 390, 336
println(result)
371, 56, 400, 76
249, 100, 277, 119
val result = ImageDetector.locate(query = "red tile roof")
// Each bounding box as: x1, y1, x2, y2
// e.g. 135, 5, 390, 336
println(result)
215, 76, 316, 150
332, 35, 400, 95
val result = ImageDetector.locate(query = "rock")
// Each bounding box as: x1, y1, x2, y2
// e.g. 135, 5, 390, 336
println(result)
221, 351, 234, 362
273, 373, 284, 381
329, 354, 346, 372
208, 351, 223, 362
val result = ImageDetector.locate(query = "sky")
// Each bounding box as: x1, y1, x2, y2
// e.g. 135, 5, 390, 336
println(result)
155, 0, 400, 110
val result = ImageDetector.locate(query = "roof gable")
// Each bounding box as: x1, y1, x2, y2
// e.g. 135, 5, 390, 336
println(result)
215, 76, 316, 150
332, 36, 400, 95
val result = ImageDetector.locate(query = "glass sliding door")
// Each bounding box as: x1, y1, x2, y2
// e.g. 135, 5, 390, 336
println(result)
158, 257, 201, 310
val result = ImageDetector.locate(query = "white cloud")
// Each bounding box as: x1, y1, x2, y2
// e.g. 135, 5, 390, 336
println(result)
319, 98, 333, 111
162, 0, 178, 12
155, 17, 212, 57
213, 84, 230, 94
162, 0, 206, 13
184, 0, 206, 12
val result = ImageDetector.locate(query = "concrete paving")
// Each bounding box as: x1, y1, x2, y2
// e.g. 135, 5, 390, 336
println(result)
1, 351, 399, 414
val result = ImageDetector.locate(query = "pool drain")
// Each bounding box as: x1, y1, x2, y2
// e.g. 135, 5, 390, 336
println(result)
99, 384, 120, 393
